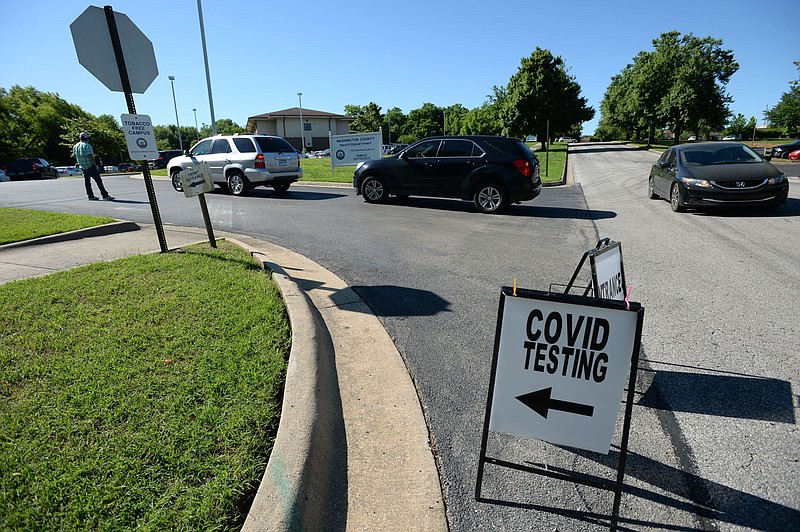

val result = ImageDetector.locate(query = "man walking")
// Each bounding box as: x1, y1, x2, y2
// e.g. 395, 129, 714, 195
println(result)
72, 132, 114, 201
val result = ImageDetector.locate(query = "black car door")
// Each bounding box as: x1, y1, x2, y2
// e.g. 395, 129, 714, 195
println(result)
654, 148, 677, 196
392, 140, 441, 194
433, 139, 484, 196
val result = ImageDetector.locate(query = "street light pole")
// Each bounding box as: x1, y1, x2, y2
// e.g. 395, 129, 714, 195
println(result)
193, 108, 199, 143
168, 75, 183, 151
298, 92, 304, 153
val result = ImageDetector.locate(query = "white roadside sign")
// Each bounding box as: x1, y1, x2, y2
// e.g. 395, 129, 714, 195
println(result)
489, 292, 639, 454
591, 242, 625, 301
120, 114, 159, 160
180, 164, 214, 198
330, 132, 382, 167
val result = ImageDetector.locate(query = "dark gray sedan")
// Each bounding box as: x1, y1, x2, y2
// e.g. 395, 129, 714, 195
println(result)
648, 142, 789, 212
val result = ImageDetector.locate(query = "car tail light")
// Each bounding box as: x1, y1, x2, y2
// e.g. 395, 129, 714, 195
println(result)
255, 154, 266, 169
513, 159, 531, 177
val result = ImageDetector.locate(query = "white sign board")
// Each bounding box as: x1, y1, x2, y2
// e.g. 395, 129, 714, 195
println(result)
120, 114, 159, 160
180, 164, 214, 198
70, 6, 158, 94
330, 132, 382, 168
591, 242, 625, 301
489, 292, 638, 454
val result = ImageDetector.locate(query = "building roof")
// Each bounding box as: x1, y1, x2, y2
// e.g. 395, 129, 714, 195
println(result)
246, 107, 354, 132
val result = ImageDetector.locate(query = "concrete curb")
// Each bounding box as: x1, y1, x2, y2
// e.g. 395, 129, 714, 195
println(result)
226, 239, 346, 531
0, 221, 140, 250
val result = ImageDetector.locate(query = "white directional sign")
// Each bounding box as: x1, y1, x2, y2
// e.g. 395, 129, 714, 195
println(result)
489, 291, 639, 454
70, 6, 158, 94
330, 132, 382, 167
120, 114, 158, 160
180, 164, 214, 198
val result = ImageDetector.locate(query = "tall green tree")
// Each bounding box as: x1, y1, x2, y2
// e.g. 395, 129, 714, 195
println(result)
383, 107, 406, 144
504, 48, 594, 142
766, 61, 800, 136
0, 85, 89, 164
406, 103, 444, 140
599, 31, 737, 143
60, 115, 126, 165
443, 103, 468, 136
345, 102, 384, 133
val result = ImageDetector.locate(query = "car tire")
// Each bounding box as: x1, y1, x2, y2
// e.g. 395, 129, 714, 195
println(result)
227, 171, 249, 196
170, 169, 183, 192
648, 176, 658, 199
272, 182, 290, 193
474, 181, 508, 213
670, 183, 684, 212
361, 175, 389, 203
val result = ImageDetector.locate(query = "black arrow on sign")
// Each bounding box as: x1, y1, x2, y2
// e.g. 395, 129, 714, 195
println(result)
516, 387, 594, 419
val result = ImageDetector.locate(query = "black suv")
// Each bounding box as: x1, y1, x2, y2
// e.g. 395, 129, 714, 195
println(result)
149, 150, 183, 169
353, 136, 541, 213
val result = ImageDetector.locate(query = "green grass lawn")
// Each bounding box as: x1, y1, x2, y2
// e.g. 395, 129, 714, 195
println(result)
0, 241, 289, 530
534, 142, 567, 183
0, 209, 116, 245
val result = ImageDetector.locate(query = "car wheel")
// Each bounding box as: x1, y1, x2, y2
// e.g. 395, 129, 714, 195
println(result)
670, 183, 684, 212
227, 171, 249, 196
474, 182, 508, 213
648, 176, 658, 199
272, 182, 290, 193
170, 169, 183, 192
361, 175, 389, 203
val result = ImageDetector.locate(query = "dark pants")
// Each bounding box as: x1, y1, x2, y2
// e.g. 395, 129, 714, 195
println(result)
83, 166, 109, 198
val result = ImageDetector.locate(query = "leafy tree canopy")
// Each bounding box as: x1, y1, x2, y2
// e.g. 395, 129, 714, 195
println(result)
766, 61, 800, 136
504, 48, 594, 142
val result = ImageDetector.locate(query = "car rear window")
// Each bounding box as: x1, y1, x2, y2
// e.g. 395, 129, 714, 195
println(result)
255, 137, 295, 153
232, 138, 256, 153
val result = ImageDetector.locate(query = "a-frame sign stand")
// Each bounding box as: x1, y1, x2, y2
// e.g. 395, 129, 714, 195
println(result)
475, 239, 643, 531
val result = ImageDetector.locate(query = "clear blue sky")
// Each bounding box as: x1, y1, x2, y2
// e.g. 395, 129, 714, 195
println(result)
1, 0, 798, 137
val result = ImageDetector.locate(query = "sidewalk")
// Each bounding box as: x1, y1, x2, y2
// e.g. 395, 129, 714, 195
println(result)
0, 221, 447, 531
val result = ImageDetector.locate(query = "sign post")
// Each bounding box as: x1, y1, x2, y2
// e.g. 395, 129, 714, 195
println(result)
179, 164, 216, 248
71, 5, 167, 252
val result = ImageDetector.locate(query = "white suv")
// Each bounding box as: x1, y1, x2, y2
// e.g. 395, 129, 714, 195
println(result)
168, 134, 302, 195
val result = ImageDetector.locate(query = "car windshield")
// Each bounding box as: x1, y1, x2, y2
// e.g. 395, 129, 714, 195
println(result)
680, 145, 763, 166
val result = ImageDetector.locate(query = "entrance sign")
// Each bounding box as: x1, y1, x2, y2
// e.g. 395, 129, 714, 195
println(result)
591, 241, 625, 301
70, 6, 158, 94
180, 164, 214, 198
120, 114, 158, 160
330, 132, 382, 168
490, 291, 638, 453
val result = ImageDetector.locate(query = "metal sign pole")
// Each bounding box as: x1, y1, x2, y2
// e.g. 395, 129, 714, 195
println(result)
103, 5, 168, 253
198, 194, 216, 248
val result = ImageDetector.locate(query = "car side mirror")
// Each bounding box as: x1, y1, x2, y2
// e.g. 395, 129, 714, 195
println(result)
659, 161, 671, 169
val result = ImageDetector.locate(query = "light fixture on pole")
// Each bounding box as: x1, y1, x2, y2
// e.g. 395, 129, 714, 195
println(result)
193, 108, 199, 143
297, 92, 304, 153
168, 75, 183, 151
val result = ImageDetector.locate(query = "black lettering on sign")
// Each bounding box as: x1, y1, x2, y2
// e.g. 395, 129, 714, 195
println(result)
521, 309, 612, 384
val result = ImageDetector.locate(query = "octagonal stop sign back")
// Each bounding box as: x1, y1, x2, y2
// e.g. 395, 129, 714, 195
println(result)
70, 5, 158, 94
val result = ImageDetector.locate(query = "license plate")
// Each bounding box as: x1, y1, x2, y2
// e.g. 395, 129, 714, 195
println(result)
278, 159, 287, 166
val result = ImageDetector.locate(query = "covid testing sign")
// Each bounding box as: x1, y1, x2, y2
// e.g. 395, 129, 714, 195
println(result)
120, 113, 158, 160
488, 289, 642, 454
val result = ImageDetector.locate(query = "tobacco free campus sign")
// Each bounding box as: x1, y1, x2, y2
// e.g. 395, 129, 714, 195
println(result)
489, 290, 640, 454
